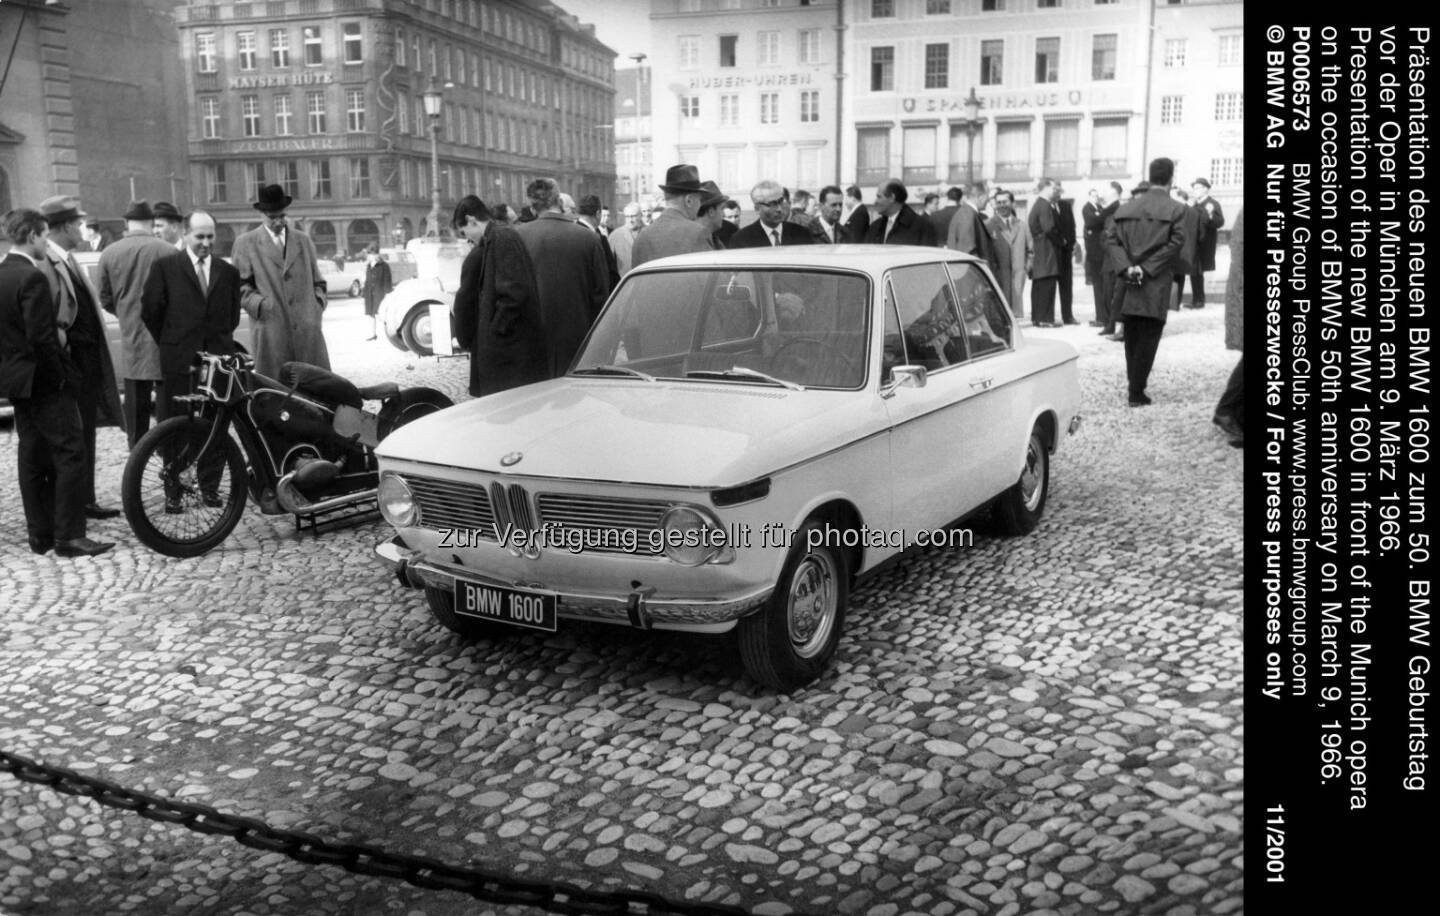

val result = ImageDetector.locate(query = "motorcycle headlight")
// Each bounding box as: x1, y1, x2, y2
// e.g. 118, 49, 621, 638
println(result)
378, 473, 418, 528
660, 505, 724, 567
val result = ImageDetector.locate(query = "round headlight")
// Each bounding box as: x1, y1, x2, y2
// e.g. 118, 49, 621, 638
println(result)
377, 473, 418, 528
660, 505, 721, 567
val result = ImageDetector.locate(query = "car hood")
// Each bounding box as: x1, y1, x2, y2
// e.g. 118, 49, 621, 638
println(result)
377, 377, 877, 487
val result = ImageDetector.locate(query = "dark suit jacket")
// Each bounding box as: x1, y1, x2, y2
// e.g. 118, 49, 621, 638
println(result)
727, 220, 817, 249
1028, 200, 1064, 279
1105, 188, 1187, 320
1195, 197, 1225, 271
0, 253, 71, 399
452, 225, 547, 397
808, 218, 851, 244
926, 204, 960, 245
864, 206, 938, 246
714, 220, 739, 248
844, 203, 871, 241
141, 249, 241, 376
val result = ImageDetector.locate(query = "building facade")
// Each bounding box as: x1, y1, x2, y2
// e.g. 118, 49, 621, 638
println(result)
647, 0, 841, 206
176, 0, 615, 256
612, 65, 655, 209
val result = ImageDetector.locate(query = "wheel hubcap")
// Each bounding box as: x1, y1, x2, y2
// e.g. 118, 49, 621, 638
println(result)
1020, 437, 1045, 511
413, 313, 432, 348
787, 553, 837, 658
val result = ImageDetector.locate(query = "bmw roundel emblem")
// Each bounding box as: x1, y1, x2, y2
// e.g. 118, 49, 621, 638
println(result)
500, 451, 523, 467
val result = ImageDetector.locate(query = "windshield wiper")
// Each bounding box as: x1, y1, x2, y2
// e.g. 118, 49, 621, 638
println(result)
572, 365, 655, 381
685, 367, 803, 391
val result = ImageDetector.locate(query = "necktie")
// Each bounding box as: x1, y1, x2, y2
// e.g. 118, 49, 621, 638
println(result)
273, 230, 284, 250
196, 255, 208, 291
770, 227, 780, 247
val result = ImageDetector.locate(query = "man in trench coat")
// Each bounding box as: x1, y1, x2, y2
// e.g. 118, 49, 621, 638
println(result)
231, 185, 329, 378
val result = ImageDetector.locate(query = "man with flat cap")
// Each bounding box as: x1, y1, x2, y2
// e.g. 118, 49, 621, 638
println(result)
231, 184, 329, 378
100, 200, 177, 447
630, 164, 716, 268
152, 201, 186, 250
37, 194, 124, 520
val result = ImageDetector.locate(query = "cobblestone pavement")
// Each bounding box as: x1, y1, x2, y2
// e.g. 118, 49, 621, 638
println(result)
0, 287, 1244, 916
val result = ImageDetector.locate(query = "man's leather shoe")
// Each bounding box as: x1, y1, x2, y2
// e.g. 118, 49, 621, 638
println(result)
165, 497, 184, 514
1063, 319, 1081, 326
1213, 413, 1244, 445
54, 537, 115, 558
202, 492, 224, 508
28, 537, 54, 555
84, 503, 121, 520
1128, 393, 1152, 407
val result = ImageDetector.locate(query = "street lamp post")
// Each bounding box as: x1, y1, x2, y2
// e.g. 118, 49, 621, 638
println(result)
422, 78, 445, 237
962, 86, 982, 187
629, 53, 646, 209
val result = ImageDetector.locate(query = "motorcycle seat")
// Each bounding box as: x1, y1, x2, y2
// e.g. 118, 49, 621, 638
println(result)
280, 362, 363, 409
356, 382, 401, 400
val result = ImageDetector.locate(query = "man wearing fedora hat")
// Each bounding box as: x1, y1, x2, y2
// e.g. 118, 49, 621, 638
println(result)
631, 164, 716, 268
231, 184, 329, 378
692, 181, 729, 248
37, 194, 125, 520
99, 200, 177, 447
152, 201, 186, 250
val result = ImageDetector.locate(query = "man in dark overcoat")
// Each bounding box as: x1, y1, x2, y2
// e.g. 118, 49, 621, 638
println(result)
1055, 185, 1079, 325
1213, 208, 1244, 446
231, 184, 329, 378
100, 200, 176, 446
1027, 178, 1065, 326
514, 179, 611, 379
1187, 178, 1226, 308
361, 243, 393, 341
1084, 183, 1122, 334
843, 185, 871, 242
1105, 158, 1188, 407
863, 179, 937, 246
38, 195, 124, 519
450, 196, 546, 397
631, 165, 716, 266
945, 182, 998, 273
1169, 187, 1206, 310
0, 208, 113, 556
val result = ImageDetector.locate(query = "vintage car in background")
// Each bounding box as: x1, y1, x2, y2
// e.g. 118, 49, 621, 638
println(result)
374, 246, 1082, 689
377, 247, 418, 283
317, 260, 364, 298
376, 237, 469, 356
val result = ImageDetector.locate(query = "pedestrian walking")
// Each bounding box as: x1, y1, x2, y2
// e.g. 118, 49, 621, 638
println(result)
361, 243, 392, 341
231, 184, 330, 378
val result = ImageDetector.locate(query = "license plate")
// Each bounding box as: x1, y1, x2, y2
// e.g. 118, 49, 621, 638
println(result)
455, 579, 557, 632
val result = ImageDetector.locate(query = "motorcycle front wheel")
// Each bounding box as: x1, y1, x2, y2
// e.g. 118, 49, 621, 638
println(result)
123, 416, 248, 558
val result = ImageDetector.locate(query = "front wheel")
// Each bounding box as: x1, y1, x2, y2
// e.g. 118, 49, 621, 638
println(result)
992, 427, 1049, 536
122, 416, 248, 558
738, 518, 848, 691
400, 304, 436, 356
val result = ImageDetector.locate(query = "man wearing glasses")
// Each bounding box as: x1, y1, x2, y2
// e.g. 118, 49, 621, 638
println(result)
728, 180, 816, 249
231, 184, 329, 378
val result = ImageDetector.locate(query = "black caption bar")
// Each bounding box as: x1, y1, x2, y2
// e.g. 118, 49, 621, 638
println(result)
1248, 17, 1435, 906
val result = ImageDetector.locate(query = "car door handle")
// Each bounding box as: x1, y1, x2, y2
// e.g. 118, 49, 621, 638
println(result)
969, 376, 994, 390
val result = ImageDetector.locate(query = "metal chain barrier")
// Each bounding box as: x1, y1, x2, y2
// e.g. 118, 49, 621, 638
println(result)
1, 749, 801, 916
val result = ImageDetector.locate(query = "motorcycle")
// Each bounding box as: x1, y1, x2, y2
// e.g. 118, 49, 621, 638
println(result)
122, 351, 453, 557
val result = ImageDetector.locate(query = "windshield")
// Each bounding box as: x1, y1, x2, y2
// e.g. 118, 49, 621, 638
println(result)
573, 268, 871, 389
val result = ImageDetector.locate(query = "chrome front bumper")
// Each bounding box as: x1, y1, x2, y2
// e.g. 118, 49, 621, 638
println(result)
375, 537, 769, 634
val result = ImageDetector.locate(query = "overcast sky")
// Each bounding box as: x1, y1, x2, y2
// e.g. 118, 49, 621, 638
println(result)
553, 0, 653, 65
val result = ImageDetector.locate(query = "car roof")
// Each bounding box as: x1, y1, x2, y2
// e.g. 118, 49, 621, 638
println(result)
632, 244, 986, 276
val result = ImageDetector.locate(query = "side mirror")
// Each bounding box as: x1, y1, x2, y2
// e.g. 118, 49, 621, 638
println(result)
882, 364, 927, 398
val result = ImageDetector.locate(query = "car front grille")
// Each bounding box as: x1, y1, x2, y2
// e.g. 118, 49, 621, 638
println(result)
403, 474, 669, 556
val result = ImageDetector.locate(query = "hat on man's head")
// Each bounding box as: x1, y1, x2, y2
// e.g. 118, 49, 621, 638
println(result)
123, 200, 154, 222
658, 164, 703, 195
152, 201, 184, 222
1192, 177, 1212, 189
697, 180, 726, 211
38, 195, 86, 226
252, 184, 294, 213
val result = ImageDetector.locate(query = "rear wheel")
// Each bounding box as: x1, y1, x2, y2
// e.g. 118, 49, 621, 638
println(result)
122, 417, 248, 557
737, 518, 847, 691
376, 388, 453, 440
992, 427, 1049, 535
400, 304, 436, 356
348, 279, 362, 298
425, 585, 509, 639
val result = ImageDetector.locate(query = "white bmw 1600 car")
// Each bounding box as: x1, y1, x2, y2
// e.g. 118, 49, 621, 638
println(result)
375, 246, 1081, 690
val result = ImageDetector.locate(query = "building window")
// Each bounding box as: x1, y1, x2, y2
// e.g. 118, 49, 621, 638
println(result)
347, 89, 366, 132
311, 159, 332, 199
274, 95, 293, 135
1210, 157, 1243, 187
982, 0, 1004, 9
995, 121, 1030, 180
800, 90, 819, 123
799, 29, 821, 64
246, 161, 266, 201
278, 160, 300, 199
271, 29, 290, 68
1090, 116, 1128, 176
872, 0, 894, 16
1035, 38, 1059, 84
303, 26, 323, 66
681, 96, 700, 119
719, 35, 737, 68
1214, 91, 1243, 121
444, 43, 453, 81
396, 27, 406, 67
720, 94, 739, 128
237, 32, 257, 71
679, 35, 699, 69
871, 46, 894, 92
206, 163, 226, 203
343, 23, 362, 64
1092, 34, 1116, 81
1218, 34, 1242, 66
412, 34, 421, 72
925, 44, 949, 90
1038, 0, 1060, 7
856, 127, 890, 185
307, 91, 327, 133
196, 33, 216, 73
902, 125, 936, 184
981, 40, 1003, 86
350, 158, 371, 198
200, 97, 220, 139
1043, 119, 1079, 177
397, 94, 409, 134
927, 0, 951, 12
1164, 39, 1187, 68
760, 92, 779, 125
1160, 95, 1183, 124
241, 96, 261, 137
758, 31, 780, 67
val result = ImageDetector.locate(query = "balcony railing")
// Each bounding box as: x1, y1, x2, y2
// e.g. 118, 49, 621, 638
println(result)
947, 162, 982, 183
856, 166, 889, 186
1042, 159, 1078, 179
1090, 158, 1129, 177
902, 166, 936, 185
995, 160, 1030, 182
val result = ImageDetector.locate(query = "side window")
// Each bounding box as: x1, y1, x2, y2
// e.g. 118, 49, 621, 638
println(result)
602, 272, 709, 364
888, 264, 968, 371
881, 280, 906, 383
947, 261, 1011, 357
